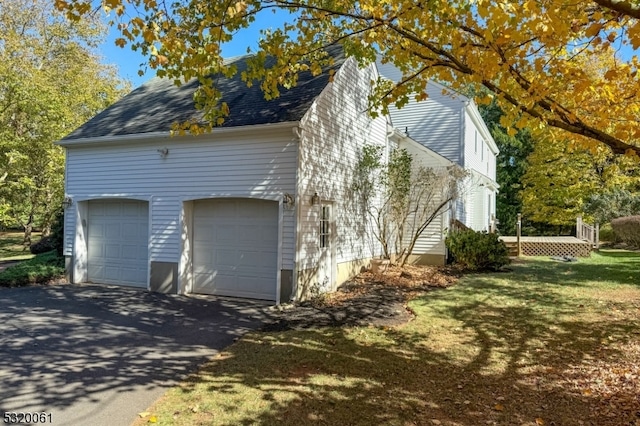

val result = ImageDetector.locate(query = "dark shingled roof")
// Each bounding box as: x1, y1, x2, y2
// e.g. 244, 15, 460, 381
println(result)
63, 49, 346, 141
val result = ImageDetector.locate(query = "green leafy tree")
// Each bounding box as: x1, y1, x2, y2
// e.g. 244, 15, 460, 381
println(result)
479, 101, 534, 235
0, 0, 129, 244
521, 136, 640, 233
584, 188, 640, 224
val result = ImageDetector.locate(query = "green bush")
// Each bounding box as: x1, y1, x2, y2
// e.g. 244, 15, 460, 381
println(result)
0, 251, 65, 287
598, 223, 618, 243
30, 236, 54, 254
611, 215, 640, 248
445, 230, 510, 271
50, 209, 64, 257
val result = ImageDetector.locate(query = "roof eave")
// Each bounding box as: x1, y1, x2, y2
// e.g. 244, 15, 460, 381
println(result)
57, 121, 301, 147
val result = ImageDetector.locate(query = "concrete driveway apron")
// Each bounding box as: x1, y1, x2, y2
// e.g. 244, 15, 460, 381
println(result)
0, 284, 268, 426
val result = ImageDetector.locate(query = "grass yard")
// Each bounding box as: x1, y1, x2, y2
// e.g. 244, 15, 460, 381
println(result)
0, 231, 40, 261
135, 250, 640, 426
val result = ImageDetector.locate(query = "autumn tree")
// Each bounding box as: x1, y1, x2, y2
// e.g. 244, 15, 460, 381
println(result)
57, 0, 640, 155
521, 134, 640, 233
0, 0, 129, 244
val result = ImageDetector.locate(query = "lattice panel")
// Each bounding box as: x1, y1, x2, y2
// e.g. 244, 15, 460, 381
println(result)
520, 241, 591, 257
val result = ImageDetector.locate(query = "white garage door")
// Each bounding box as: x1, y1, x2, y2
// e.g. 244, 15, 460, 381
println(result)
87, 199, 149, 288
192, 198, 278, 300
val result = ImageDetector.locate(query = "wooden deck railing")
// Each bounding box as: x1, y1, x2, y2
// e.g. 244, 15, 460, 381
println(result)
576, 215, 599, 248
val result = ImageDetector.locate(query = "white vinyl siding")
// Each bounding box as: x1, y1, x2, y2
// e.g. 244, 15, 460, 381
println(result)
464, 113, 485, 175
397, 137, 453, 257
376, 62, 464, 164
64, 130, 297, 269
297, 58, 388, 277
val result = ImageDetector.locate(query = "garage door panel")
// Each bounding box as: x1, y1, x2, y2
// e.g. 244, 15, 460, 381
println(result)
216, 250, 239, 268
88, 200, 148, 288
105, 244, 122, 259
193, 198, 278, 300
261, 227, 278, 243
215, 225, 239, 243
88, 265, 104, 279
122, 223, 140, 237
91, 224, 105, 238
121, 244, 142, 259
105, 223, 120, 238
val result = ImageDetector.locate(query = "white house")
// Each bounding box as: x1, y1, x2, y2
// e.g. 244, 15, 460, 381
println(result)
376, 62, 500, 233
59, 51, 497, 303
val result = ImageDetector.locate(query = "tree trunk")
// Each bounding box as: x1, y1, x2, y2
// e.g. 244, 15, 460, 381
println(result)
23, 217, 33, 248
21, 207, 36, 247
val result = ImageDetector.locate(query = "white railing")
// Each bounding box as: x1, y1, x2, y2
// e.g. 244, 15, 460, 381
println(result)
576, 215, 599, 248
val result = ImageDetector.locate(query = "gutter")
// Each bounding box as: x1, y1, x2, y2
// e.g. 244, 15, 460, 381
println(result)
56, 121, 301, 147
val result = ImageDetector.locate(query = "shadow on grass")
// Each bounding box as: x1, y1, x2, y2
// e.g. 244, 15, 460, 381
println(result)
154, 255, 640, 426
0, 233, 28, 257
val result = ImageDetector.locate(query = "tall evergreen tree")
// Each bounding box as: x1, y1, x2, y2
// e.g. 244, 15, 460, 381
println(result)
479, 101, 534, 235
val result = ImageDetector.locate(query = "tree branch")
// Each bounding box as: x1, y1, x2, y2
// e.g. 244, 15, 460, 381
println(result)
591, 0, 640, 19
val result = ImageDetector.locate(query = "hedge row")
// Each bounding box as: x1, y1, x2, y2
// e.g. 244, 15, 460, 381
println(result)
611, 215, 640, 248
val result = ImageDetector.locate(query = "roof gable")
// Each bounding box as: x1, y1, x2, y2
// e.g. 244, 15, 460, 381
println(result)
63, 50, 346, 141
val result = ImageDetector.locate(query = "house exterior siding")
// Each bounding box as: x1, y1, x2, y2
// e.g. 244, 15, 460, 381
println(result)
396, 134, 454, 264
376, 62, 464, 164
295, 58, 388, 298
461, 103, 499, 231
376, 61, 499, 233
63, 126, 298, 296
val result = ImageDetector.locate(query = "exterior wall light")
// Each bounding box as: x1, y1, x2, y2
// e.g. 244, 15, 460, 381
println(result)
311, 192, 320, 205
283, 193, 295, 210
157, 147, 169, 158
62, 196, 73, 209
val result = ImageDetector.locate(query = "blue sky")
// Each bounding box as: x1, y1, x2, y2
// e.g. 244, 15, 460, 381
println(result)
99, 9, 294, 88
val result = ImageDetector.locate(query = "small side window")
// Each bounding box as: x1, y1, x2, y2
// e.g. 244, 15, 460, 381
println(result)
320, 206, 330, 248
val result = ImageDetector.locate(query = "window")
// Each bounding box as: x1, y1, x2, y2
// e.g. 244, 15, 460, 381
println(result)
320, 205, 330, 248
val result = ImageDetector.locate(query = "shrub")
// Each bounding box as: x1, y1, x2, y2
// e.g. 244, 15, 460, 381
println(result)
50, 209, 64, 257
611, 216, 640, 248
598, 223, 618, 243
445, 230, 510, 271
30, 236, 54, 254
0, 251, 64, 287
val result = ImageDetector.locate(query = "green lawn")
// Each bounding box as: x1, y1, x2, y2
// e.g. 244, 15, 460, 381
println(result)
0, 231, 40, 261
135, 250, 640, 426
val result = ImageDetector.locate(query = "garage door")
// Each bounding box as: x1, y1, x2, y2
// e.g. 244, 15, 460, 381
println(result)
192, 198, 278, 300
87, 199, 149, 287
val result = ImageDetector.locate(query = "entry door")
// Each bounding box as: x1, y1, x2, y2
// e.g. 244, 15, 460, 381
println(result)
317, 204, 335, 292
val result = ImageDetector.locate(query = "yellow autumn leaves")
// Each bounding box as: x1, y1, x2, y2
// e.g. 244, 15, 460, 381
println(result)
55, 0, 640, 156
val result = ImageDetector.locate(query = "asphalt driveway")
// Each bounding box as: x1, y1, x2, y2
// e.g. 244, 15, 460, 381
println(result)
0, 283, 270, 425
